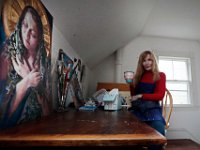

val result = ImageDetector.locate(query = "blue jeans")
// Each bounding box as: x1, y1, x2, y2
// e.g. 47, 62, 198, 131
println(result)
145, 120, 165, 150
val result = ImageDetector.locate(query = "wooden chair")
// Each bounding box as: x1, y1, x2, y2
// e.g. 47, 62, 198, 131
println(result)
161, 89, 173, 129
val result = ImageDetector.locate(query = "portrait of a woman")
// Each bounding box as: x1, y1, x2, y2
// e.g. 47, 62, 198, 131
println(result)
0, 2, 52, 129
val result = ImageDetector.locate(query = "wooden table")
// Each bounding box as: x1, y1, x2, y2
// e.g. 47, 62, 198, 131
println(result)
0, 108, 166, 148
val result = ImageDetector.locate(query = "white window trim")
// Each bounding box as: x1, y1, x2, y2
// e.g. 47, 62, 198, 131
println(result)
158, 56, 193, 107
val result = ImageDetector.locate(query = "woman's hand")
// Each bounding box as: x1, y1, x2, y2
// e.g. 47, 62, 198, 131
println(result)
11, 56, 31, 78
130, 94, 142, 102
26, 69, 41, 88
10, 70, 41, 116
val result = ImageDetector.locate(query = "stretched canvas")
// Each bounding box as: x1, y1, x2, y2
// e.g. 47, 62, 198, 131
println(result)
0, 0, 53, 129
57, 49, 74, 110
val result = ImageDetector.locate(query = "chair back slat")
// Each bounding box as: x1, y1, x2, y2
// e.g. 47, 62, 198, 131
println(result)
162, 89, 173, 129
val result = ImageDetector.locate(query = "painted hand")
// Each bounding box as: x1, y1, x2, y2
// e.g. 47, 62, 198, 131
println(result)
27, 69, 41, 88
11, 56, 31, 78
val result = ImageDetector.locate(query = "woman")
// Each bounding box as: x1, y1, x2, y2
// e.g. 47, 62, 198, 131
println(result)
129, 50, 166, 150
0, 6, 51, 128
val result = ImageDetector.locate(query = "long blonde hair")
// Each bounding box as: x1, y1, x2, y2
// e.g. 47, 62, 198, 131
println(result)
133, 50, 160, 87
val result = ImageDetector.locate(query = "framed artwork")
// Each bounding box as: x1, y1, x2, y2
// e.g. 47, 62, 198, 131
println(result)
80, 65, 85, 82
0, 0, 53, 129
57, 49, 84, 110
57, 49, 74, 111
69, 73, 85, 109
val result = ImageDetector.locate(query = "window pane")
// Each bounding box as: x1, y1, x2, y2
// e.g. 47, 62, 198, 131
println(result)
159, 56, 191, 105
173, 61, 188, 80
159, 60, 173, 80
170, 91, 188, 104
166, 80, 189, 104
167, 83, 188, 91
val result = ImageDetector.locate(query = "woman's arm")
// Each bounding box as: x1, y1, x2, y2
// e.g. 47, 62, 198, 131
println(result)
8, 55, 41, 115
142, 72, 166, 101
9, 69, 41, 115
129, 83, 143, 102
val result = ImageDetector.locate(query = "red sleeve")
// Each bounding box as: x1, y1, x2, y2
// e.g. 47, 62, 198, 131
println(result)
142, 72, 166, 101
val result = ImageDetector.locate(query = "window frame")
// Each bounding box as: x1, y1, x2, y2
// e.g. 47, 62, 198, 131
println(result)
158, 56, 193, 107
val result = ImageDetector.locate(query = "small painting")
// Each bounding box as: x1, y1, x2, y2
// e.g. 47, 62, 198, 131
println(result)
57, 49, 74, 111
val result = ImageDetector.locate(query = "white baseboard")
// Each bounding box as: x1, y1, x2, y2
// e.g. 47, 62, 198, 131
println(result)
166, 128, 200, 144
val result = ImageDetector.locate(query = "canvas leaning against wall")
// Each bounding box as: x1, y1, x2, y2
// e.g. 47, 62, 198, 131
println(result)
0, 0, 53, 129
57, 49, 74, 111
56, 49, 85, 111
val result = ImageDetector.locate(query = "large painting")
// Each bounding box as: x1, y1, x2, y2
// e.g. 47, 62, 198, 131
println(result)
0, 0, 53, 129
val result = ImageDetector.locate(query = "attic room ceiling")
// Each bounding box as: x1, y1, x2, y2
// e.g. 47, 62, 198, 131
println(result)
42, 0, 200, 69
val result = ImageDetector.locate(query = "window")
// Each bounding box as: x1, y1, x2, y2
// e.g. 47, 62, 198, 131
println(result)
158, 56, 191, 105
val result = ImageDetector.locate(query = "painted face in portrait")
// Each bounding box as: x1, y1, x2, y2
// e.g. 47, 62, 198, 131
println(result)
21, 11, 39, 52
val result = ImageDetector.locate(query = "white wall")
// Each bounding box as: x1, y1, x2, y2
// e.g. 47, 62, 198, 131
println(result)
88, 54, 115, 97
51, 25, 91, 109
91, 36, 200, 143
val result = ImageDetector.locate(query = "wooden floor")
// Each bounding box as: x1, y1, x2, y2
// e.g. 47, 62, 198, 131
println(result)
166, 139, 200, 150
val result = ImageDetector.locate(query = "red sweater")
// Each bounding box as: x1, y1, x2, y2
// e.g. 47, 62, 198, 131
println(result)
130, 71, 166, 101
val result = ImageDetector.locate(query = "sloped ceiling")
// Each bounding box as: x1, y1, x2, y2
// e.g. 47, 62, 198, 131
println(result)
42, 0, 200, 69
